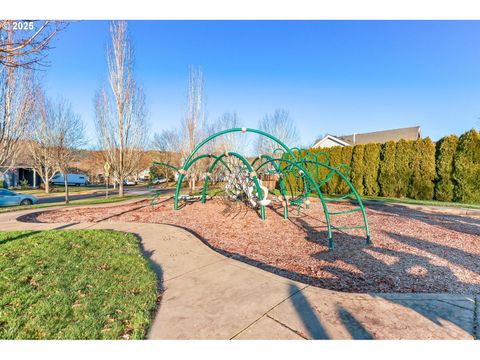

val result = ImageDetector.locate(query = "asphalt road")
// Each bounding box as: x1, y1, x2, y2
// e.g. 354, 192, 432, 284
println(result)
37, 190, 119, 204
36, 185, 152, 204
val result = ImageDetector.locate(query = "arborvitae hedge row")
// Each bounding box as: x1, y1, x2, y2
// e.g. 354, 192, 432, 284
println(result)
363, 143, 381, 196
337, 146, 353, 194
326, 146, 342, 194
394, 139, 414, 197
409, 138, 436, 200
453, 129, 480, 203
350, 144, 366, 196
378, 141, 396, 197
279, 129, 478, 204
435, 135, 458, 202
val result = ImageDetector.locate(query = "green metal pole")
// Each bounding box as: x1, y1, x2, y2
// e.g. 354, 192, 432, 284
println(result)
254, 157, 333, 246
253, 155, 289, 219
201, 154, 232, 203
302, 160, 371, 245
176, 128, 302, 219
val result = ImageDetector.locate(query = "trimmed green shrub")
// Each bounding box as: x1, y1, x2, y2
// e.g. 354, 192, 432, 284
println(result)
394, 139, 414, 197
306, 148, 330, 193
326, 146, 342, 194
409, 138, 436, 200
350, 144, 365, 196
363, 143, 381, 196
379, 141, 396, 197
435, 135, 459, 201
453, 129, 480, 203
337, 146, 353, 194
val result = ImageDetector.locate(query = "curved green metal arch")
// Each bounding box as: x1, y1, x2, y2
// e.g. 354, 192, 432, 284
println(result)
251, 154, 289, 219
254, 156, 334, 244
166, 127, 370, 250
174, 128, 300, 212
178, 150, 266, 220
300, 159, 370, 245
152, 161, 179, 173
201, 153, 234, 204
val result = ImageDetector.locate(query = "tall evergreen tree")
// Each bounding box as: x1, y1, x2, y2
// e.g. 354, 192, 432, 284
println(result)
379, 141, 396, 197
326, 146, 342, 194
435, 135, 458, 201
453, 129, 480, 203
409, 138, 436, 200
394, 139, 414, 197
337, 145, 353, 194
363, 143, 381, 196
350, 144, 366, 196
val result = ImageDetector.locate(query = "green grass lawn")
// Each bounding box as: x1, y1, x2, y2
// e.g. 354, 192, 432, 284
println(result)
16, 186, 101, 196
0, 230, 158, 339
0, 194, 148, 214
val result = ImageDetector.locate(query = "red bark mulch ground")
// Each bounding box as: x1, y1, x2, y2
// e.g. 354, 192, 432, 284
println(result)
21, 197, 480, 294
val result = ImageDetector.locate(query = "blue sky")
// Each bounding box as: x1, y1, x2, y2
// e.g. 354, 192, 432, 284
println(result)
42, 20, 480, 147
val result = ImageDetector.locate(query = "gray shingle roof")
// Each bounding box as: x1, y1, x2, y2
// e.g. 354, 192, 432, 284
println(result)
337, 126, 421, 145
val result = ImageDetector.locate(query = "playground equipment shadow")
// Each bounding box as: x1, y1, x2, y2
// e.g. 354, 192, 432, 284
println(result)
18, 198, 480, 295
1, 204, 478, 339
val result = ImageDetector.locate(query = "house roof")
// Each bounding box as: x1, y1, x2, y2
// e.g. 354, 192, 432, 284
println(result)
337, 126, 421, 145
313, 134, 351, 148
313, 126, 421, 148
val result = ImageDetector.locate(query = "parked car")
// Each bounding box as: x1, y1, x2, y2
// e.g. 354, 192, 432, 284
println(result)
151, 177, 167, 185
51, 173, 89, 187
0, 189, 38, 207
123, 179, 137, 186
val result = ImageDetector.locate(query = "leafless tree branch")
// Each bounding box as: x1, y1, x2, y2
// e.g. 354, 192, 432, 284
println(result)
0, 20, 67, 69
94, 21, 148, 197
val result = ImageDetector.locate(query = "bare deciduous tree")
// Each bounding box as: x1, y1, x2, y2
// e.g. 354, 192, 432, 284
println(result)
152, 129, 181, 181
29, 94, 84, 199
205, 112, 248, 183
256, 109, 299, 155
94, 21, 148, 197
0, 65, 35, 172
28, 91, 58, 193
209, 112, 247, 153
0, 20, 66, 69
180, 66, 205, 191
53, 99, 85, 204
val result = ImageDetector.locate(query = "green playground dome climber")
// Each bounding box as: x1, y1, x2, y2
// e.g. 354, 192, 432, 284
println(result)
150, 127, 371, 250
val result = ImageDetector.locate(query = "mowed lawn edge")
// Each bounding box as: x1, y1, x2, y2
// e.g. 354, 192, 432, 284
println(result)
0, 230, 158, 340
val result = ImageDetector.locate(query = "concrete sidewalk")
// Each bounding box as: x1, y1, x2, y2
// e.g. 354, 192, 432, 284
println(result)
0, 206, 478, 340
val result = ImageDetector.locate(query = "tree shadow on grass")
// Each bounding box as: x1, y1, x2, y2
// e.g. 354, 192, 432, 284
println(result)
0, 231, 41, 245
134, 233, 165, 339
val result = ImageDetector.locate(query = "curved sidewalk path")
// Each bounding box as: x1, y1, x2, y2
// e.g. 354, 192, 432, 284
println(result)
0, 204, 478, 340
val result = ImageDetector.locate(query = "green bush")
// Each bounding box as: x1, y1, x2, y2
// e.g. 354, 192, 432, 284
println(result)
326, 146, 342, 194
337, 146, 353, 194
20, 178, 29, 190
303, 148, 330, 193
453, 129, 480, 203
286, 129, 479, 204
435, 135, 458, 201
379, 141, 396, 197
350, 144, 365, 196
409, 138, 436, 200
394, 139, 414, 197
363, 143, 381, 196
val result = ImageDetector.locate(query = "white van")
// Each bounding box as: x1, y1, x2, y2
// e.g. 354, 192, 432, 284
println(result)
51, 173, 89, 187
